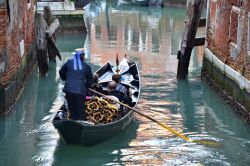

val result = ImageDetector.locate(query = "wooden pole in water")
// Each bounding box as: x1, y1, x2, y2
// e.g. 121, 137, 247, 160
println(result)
35, 6, 61, 75
35, 13, 48, 75
46, 18, 62, 61
44, 6, 61, 62
177, 0, 205, 79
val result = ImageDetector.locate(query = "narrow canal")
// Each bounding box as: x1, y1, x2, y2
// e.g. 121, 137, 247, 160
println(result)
1, 0, 250, 165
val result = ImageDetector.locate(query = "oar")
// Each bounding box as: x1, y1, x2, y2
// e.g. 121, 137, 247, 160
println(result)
89, 88, 220, 146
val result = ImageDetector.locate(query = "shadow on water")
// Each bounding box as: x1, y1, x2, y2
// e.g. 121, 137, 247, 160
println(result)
177, 80, 200, 132
36, 62, 59, 120
52, 119, 139, 166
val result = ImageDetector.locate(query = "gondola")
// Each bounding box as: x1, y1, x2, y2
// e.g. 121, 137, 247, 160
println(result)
53, 58, 140, 146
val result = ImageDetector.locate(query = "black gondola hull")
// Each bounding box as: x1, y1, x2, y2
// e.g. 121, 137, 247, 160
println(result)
53, 111, 134, 146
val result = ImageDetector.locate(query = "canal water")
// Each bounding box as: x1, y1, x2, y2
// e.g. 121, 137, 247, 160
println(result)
1, 0, 250, 165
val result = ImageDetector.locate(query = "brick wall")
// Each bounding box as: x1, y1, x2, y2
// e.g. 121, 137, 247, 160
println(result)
1, 0, 35, 85
243, 1, 250, 79
0, 0, 36, 113
207, 0, 250, 78
0, 8, 7, 49
207, 0, 231, 62
0, 4, 7, 76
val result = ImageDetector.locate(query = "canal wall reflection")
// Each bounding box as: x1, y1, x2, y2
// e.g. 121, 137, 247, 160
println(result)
84, 0, 191, 75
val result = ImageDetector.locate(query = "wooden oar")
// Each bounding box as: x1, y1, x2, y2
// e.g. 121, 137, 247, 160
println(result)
89, 88, 220, 146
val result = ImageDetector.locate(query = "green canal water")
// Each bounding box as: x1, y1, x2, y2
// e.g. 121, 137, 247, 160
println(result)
1, 0, 250, 165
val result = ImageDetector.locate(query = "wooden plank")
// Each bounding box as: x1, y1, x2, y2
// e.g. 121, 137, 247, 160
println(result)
177, 0, 205, 79
47, 36, 62, 61
46, 18, 59, 38
36, 13, 47, 50
193, 37, 205, 46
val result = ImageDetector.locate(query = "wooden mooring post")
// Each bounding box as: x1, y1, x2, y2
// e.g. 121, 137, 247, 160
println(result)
177, 0, 205, 80
35, 6, 61, 75
36, 13, 48, 75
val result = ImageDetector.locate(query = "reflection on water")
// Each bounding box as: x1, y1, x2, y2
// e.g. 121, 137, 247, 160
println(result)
0, 62, 60, 166
0, 0, 249, 166
84, 0, 189, 75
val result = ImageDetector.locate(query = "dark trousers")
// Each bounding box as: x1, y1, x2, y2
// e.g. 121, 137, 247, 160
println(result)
65, 92, 86, 120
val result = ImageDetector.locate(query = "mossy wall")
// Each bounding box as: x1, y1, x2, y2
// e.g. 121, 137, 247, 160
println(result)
202, 56, 250, 123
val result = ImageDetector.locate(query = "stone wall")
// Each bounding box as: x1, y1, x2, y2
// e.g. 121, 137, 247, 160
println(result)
0, 0, 36, 114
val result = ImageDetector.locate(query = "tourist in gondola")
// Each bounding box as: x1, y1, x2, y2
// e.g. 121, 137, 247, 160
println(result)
112, 74, 128, 98
59, 48, 93, 120
106, 80, 131, 105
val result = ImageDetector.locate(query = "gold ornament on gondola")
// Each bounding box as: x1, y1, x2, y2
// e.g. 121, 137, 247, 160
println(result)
85, 97, 118, 124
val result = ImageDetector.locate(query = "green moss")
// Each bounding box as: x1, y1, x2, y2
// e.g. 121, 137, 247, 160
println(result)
243, 90, 250, 111
202, 57, 212, 76
211, 66, 225, 88
202, 55, 250, 112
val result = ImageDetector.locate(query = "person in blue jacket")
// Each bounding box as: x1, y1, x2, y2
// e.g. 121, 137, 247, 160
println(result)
59, 48, 93, 120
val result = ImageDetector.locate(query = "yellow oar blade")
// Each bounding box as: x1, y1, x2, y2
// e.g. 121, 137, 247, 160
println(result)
155, 120, 220, 146
192, 139, 221, 146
